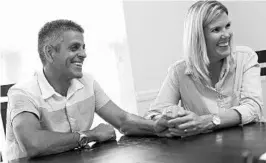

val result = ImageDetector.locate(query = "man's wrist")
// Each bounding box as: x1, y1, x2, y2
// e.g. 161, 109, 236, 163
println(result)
77, 132, 89, 148
86, 130, 98, 142
152, 120, 158, 134
74, 132, 81, 147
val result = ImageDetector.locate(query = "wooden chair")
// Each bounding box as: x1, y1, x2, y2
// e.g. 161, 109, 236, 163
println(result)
256, 50, 266, 76
1, 84, 14, 135
256, 50, 266, 120
0, 84, 14, 162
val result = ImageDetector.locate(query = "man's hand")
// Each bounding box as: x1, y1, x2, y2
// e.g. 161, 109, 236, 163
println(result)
153, 115, 172, 137
154, 115, 168, 132
90, 123, 116, 142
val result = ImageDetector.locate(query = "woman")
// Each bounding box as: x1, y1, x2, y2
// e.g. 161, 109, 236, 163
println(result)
145, 0, 264, 137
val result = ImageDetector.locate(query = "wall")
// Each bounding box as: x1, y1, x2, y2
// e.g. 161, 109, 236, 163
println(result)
123, 1, 266, 116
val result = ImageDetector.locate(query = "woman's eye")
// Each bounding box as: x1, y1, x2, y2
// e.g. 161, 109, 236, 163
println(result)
212, 27, 220, 33
226, 23, 231, 29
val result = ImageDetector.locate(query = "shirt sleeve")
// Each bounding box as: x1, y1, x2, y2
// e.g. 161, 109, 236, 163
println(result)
232, 48, 264, 125
144, 65, 181, 119
8, 89, 40, 123
93, 80, 110, 111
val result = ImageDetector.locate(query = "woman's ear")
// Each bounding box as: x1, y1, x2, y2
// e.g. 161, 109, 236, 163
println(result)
43, 45, 54, 63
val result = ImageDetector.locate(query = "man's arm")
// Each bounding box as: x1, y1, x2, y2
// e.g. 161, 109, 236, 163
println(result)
96, 100, 169, 136
12, 112, 97, 158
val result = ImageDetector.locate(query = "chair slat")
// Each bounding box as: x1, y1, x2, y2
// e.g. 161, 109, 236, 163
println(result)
1, 84, 14, 97
256, 50, 266, 64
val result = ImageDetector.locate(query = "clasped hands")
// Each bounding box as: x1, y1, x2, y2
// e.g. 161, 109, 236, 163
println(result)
154, 106, 209, 138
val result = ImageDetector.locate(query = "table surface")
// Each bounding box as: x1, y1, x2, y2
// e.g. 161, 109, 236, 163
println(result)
10, 123, 266, 163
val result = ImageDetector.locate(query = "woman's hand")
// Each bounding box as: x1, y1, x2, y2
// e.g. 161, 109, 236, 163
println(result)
167, 110, 212, 137
162, 105, 186, 120
152, 105, 187, 137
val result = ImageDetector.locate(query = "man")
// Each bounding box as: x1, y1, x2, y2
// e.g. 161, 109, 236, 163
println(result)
5, 19, 171, 161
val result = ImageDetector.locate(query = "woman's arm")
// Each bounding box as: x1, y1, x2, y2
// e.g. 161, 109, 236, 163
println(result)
145, 65, 182, 120
231, 48, 264, 125
168, 48, 264, 137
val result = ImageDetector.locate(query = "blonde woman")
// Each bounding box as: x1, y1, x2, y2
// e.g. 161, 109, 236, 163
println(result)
145, 0, 264, 137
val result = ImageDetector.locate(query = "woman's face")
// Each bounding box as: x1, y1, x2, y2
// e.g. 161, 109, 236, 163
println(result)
204, 12, 232, 63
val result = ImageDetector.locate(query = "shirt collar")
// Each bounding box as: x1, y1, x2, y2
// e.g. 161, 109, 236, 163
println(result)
37, 70, 84, 100
221, 54, 236, 78
184, 61, 193, 75
37, 70, 57, 99
184, 54, 236, 76
67, 78, 84, 99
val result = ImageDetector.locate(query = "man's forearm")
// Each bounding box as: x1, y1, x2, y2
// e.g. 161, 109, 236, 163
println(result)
119, 113, 156, 136
21, 130, 96, 158
22, 130, 80, 158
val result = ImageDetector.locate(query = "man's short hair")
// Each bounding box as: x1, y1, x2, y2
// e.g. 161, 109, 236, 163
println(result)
38, 19, 84, 65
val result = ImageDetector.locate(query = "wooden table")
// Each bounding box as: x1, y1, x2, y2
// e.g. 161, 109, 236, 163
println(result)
10, 123, 266, 163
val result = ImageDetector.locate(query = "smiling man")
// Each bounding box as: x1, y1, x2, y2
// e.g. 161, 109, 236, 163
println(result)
5, 19, 170, 161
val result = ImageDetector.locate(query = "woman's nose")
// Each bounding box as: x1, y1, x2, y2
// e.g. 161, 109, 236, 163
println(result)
221, 29, 231, 38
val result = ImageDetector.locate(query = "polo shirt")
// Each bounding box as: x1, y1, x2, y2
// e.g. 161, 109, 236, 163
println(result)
6, 71, 110, 160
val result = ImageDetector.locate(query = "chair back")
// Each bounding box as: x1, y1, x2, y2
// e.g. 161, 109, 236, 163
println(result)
256, 50, 266, 76
256, 50, 266, 119
1, 84, 14, 135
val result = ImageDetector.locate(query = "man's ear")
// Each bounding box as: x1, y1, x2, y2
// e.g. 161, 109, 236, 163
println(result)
43, 45, 55, 63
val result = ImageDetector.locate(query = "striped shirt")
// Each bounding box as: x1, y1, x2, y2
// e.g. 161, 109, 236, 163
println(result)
6, 71, 110, 161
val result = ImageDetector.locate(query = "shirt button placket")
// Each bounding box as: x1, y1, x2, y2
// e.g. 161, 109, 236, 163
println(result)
216, 88, 224, 110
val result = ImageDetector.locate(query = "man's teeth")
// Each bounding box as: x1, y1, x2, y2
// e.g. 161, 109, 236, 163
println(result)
73, 62, 83, 66
218, 42, 229, 46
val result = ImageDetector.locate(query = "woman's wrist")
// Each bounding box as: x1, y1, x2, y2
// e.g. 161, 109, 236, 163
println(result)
200, 114, 216, 131
151, 114, 163, 121
233, 109, 242, 125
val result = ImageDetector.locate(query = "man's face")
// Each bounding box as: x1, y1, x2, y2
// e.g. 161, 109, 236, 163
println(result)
52, 31, 86, 80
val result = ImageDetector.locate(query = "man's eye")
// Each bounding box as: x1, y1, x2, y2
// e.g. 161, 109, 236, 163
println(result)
70, 45, 79, 51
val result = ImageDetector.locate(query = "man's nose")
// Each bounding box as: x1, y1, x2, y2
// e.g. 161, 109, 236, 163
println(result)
78, 49, 87, 58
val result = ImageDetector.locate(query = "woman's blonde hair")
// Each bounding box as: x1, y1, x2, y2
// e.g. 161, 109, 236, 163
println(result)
183, 0, 228, 86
